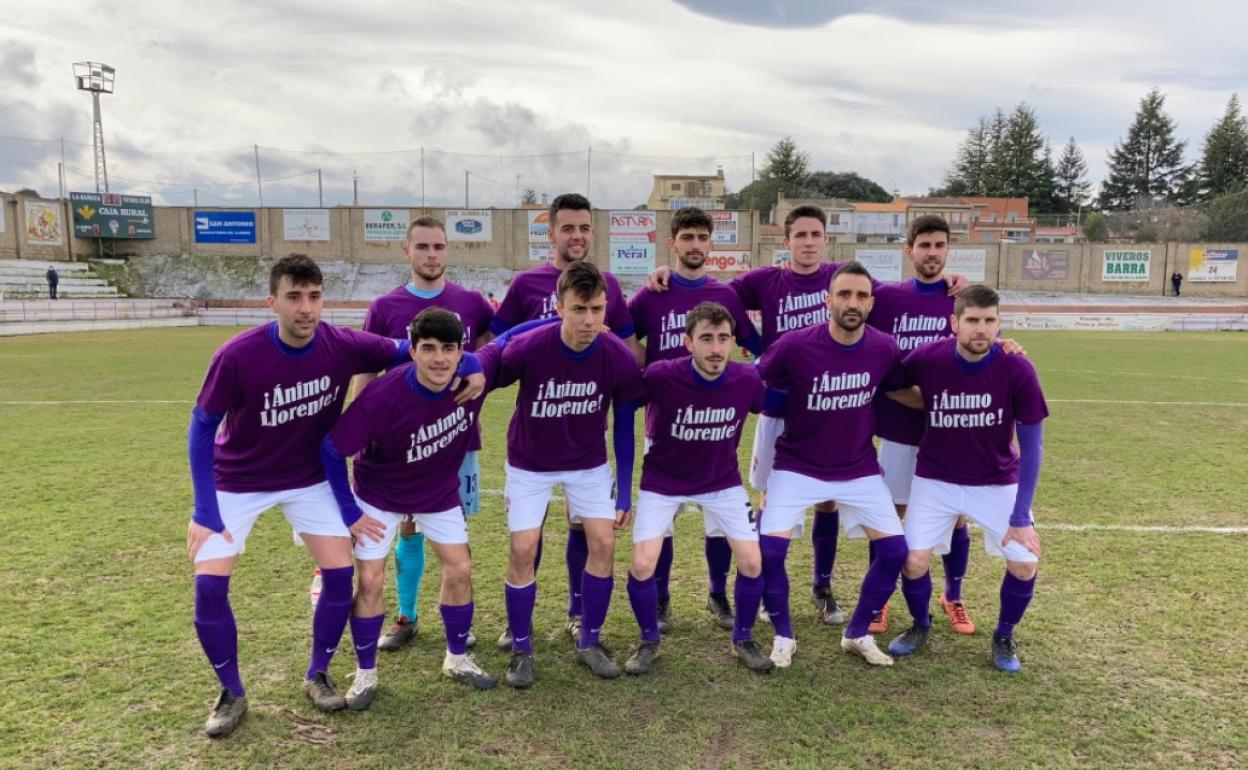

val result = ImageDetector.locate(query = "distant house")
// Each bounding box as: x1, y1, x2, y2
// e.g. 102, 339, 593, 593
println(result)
771, 195, 855, 242
1034, 225, 1081, 244
850, 200, 908, 242
646, 170, 726, 211
963, 197, 1035, 243
903, 197, 975, 243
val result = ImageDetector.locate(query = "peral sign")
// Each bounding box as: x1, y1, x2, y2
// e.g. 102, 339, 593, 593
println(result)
446, 210, 492, 242
609, 210, 657, 275
1103, 250, 1150, 281
527, 210, 552, 262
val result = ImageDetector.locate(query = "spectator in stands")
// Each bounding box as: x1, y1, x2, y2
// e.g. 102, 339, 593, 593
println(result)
46, 266, 58, 300
1171, 271, 1182, 297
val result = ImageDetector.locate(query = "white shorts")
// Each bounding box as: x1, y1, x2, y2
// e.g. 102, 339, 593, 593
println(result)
904, 477, 1039, 564
353, 500, 467, 560
505, 463, 616, 533
761, 470, 902, 539
749, 414, 784, 490
633, 487, 757, 543
878, 440, 919, 505
641, 438, 681, 538
196, 482, 348, 563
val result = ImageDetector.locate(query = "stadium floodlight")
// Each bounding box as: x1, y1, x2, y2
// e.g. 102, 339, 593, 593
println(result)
73, 61, 115, 193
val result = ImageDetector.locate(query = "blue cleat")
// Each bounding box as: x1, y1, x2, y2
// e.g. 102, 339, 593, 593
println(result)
992, 633, 1022, 673
888, 624, 931, 657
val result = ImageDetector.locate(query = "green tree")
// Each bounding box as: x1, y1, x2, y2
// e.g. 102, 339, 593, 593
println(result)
1081, 211, 1109, 242
1099, 88, 1188, 209
1200, 188, 1248, 240
1054, 137, 1090, 213
799, 171, 891, 202
760, 136, 810, 189
520, 187, 539, 205
1196, 93, 1248, 201
943, 115, 994, 195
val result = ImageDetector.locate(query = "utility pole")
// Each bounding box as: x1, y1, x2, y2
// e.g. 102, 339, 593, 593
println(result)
73, 62, 115, 193
253, 145, 264, 207
317, 169, 323, 207
352, 170, 359, 206
465, 171, 470, 207
586, 146, 592, 196
420, 147, 425, 207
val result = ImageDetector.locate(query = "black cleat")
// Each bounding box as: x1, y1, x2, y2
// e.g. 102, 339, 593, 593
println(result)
204, 688, 248, 738
624, 641, 661, 675
378, 615, 417, 652
811, 585, 845, 625
303, 671, 347, 712
576, 643, 621, 679
992, 633, 1022, 673
707, 592, 734, 630
657, 597, 672, 635
732, 639, 776, 673
503, 652, 535, 688
888, 625, 931, 657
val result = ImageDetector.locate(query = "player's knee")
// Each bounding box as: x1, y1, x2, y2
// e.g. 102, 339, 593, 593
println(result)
736, 549, 763, 577
356, 563, 385, 602
1006, 560, 1037, 581
585, 529, 614, 557
903, 551, 932, 579
442, 553, 472, 584
630, 560, 656, 581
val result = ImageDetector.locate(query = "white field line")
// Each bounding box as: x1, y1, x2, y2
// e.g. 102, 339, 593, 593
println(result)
0, 399, 195, 404
1050, 369, 1248, 386
1049, 398, 1248, 407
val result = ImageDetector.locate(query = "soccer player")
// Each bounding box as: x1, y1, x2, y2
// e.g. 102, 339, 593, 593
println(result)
885, 286, 1047, 673
627, 206, 762, 634
187, 255, 421, 737
491, 260, 643, 686
488, 193, 637, 649
320, 308, 497, 704
756, 261, 912, 668
355, 216, 494, 653
622, 301, 773, 675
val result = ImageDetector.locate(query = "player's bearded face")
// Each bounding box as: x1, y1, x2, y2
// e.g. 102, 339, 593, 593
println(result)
406, 227, 449, 282
953, 307, 999, 356
551, 209, 592, 264
685, 320, 733, 378
907, 231, 948, 280
412, 339, 462, 390
673, 229, 711, 271
828, 274, 873, 333
556, 290, 607, 349
267, 277, 322, 341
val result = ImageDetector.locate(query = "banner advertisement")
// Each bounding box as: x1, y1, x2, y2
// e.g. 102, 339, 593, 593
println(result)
706, 250, 750, 273
772, 249, 791, 265
1005, 313, 1171, 332
710, 211, 739, 245
853, 249, 903, 282
363, 209, 409, 242
670, 197, 717, 210
24, 199, 64, 245
527, 210, 551, 261
446, 209, 492, 242
70, 192, 155, 239
1102, 249, 1150, 281
1021, 249, 1069, 280
609, 210, 657, 275
947, 249, 986, 281
282, 209, 330, 241
1188, 248, 1238, 282
194, 211, 256, 244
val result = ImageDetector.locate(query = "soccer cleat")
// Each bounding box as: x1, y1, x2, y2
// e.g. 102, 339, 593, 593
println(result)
841, 634, 895, 666
496, 627, 514, 651
758, 603, 772, 625
565, 615, 582, 642
204, 688, 248, 738
303, 670, 347, 711
465, 629, 478, 649
624, 641, 661, 676
656, 597, 672, 634
992, 633, 1022, 673
576, 643, 621, 679
769, 635, 796, 668
344, 668, 378, 711
887, 625, 931, 657
378, 615, 417, 652
868, 601, 891, 634
811, 586, 845, 625
732, 639, 775, 673
940, 594, 976, 635
442, 652, 498, 690
707, 592, 734, 630
503, 652, 535, 688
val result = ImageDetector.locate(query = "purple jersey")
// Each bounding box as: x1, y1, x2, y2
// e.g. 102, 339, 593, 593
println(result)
640, 358, 764, 496
628, 274, 757, 366
363, 282, 494, 351
329, 364, 483, 513
492, 262, 635, 339
759, 324, 903, 482
494, 323, 644, 473
195, 322, 404, 493
868, 279, 955, 446
730, 262, 841, 352
899, 338, 1049, 486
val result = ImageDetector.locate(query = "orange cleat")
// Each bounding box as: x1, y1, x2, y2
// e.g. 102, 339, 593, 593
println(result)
940, 594, 976, 635
868, 601, 890, 634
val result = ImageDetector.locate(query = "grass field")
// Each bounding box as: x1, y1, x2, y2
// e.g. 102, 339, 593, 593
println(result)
1, 327, 1246, 769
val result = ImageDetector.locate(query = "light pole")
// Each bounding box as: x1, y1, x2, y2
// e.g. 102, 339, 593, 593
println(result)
73, 61, 115, 193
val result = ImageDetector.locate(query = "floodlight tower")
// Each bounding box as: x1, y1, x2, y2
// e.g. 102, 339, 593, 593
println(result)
73, 61, 115, 193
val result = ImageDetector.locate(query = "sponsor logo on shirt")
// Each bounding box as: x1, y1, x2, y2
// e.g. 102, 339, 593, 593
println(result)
668, 404, 740, 442
407, 407, 475, 462
530, 378, 604, 418
929, 390, 1004, 428
774, 291, 828, 337
260, 376, 341, 427
891, 313, 950, 351
806, 371, 873, 411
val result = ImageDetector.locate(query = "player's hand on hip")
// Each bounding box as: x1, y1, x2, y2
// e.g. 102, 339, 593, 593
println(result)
1003, 525, 1041, 558
614, 509, 633, 530
453, 372, 487, 404
187, 520, 231, 561
645, 265, 672, 292
350, 513, 387, 544
999, 337, 1027, 356
944, 273, 968, 295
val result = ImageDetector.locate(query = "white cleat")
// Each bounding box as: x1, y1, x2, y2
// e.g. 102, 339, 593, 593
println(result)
769, 635, 796, 668
840, 634, 894, 667
441, 651, 498, 690
758, 603, 772, 625
344, 668, 379, 710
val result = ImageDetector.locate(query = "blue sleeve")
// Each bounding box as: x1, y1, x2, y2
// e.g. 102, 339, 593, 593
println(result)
488, 315, 513, 336
739, 326, 763, 357
456, 351, 482, 378
493, 316, 559, 349
762, 386, 789, 416
612, 400, 638, 512
388, 339, 411, 367
320, 436, 364, 527
188, 408, 225, 532
1011, 422, 1044, 527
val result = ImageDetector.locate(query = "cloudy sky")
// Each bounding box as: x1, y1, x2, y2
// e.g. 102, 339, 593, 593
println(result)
1, 0, 1241, 209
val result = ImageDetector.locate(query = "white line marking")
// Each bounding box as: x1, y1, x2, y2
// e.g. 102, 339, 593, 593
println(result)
1051, 369, 1248, 386
1049, 399, 1248, 407
1040, 523, 1248, 534
0, 399, 194, 405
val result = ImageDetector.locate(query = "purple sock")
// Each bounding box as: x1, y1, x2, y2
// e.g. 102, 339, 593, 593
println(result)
759, 534, 793, 639
732, 571, 765, 644
194, 574, 245, 697
995, 572, 1036, 638
579, 572, 614, 649
350, 613, 385, 670
566, 529, 588, 617
901, 572, 933, 628
811, 509, 839, 588
845, 535, 906, 638
505, 581, 537, 654
943, 525, 971, 602
705, 536, 732, 595
440, 602, 475, 655
534, 532, 544, 573
627, 573, 660, 643
867, 537, 877, 569
307, 565, 354, 679
655, 536, 674, 603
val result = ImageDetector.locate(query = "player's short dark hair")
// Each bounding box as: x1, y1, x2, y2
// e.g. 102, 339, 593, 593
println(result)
409, 307, 464, 346
784, 204, 827, 238
907, 214, 950, 246
407, 215, 445, 240
685, 301, 735, 336
550, 193, 592, 226
830, 260, 873, 289
557, 260, 606, 302
954, 285, 1000, 316
671, 206, 714, 237
269, 254, 323, 295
